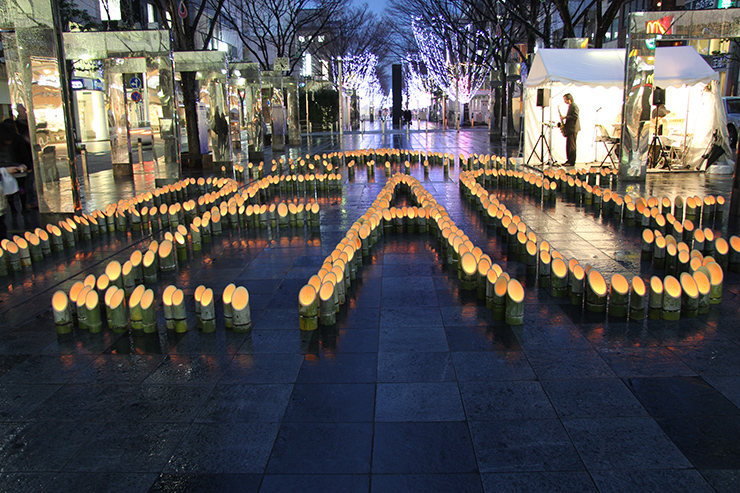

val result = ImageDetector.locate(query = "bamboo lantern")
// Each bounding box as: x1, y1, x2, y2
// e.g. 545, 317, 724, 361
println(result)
692, 228, 705, 253
103, 285, 118, 323
140, 289, 157, 333
194, 285, 206, 320
662, 275, 682, 321
37, 228, 51, 256
231, 286, 251, 332
460, 252, 477, 291
60, 221, 75, 248
222, 283, 237, 328
168, 204, 179, 229
491, 275, 508, 319
629, 276, 646, 320
174, 232, 187, 261
52, 291, 73, 334
653, 235, 666, 270
299, 284, 319, 331
170, 289, 187, 333
714, 237, 729, 271
505, 279, 525, 325
648, 276, 663, 319
677, 249, 690, 275
680, 272, 699, 318
83, 274, 96, 289
26, 233, 42, 263
5, 242, 20, 271
190, 220, 202, 251
199, 288, 216, 333
129, 250, 144, 284
105, 261, 123, 290
309, 203, 320, 227
319, 282, 337, 325
586, 270, 608, 313
729, 236, 740, 273
665, 243, 678, 277
485, 269, 499, 310
0, 248, 6, 276
85, 290, 103, 333
129, 285, 146, 330
143, 250, 157, 284
158, 240, 176, 272
76, 286, 92, 329
162, 285, 177, 330
608, 274, 629, 318
569, 264, 585, 307
693, 270, 711, 314
331, 264, 346, 305
539, 250, 552, 288
68, 281, 85, 317
96, 274, 110, 300
702, 228, 715, 259
131, 208, 142, 231
276, 203, 289, 228
641, 229, 655, 260
550, 257, 568, 298
524, 240, 537, 274
476, 257, 492, 300
706, 262, 723, 304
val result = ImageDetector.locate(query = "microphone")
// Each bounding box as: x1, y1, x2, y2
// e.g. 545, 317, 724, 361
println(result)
596, 107, 602, 112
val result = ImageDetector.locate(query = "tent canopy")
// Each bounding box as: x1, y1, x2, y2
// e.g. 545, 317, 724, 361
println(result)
525, 46, 718, 88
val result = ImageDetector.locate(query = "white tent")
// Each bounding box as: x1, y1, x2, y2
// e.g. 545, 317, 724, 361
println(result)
523, 47, 731, 172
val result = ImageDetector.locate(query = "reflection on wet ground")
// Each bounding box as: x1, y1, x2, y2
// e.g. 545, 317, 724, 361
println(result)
0, 128, 739, 491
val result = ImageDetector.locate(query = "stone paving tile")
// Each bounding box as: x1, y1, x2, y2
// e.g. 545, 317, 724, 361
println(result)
1, 130, 740, 489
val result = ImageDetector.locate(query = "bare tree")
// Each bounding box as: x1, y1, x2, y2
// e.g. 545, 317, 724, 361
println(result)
220, 0, 351, 74
150, 0, 226, 164
551, 0, 627, 48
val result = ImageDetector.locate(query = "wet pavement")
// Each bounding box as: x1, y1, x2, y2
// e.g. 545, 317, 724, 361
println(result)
1, 127, 740, 492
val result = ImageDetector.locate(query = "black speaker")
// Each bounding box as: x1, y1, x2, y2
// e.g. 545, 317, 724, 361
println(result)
536, 88, 550, 108
653, 87, 665, 106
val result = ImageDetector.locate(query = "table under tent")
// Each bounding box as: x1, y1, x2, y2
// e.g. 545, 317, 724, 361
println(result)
522, 46, 732, 173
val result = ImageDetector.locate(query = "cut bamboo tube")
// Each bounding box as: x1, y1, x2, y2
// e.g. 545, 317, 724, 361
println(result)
103, 285, 118, 323
476, 257, 492, 300
68, 281, 85, 318
174, 232, 187, 261
128, 250, 143, 284
158, 240, 176, 272
569, 264, 585, 307
83, 274, 96, 289
85, 290, 103, 333
104, 261, 122, 290
714, 237, 729, 271
729, 236, 740, 273
331, 264, 346, 305
648, 276, 663, 320
491, 275, 508, 320
319, 282, 336, 325
140, 289, 157, 333
76, 286, 91, 329
706, 262, 723, 305
171, 289, 187, 333
231, 286, 251, 332
96, 274, 110, 300
662, 275, 682, 321
629, 276, 646, 320
586, 270, 607, 313
37, 229, 51, 256
162, 285, 177, 330
5, 242, 20, 271
641, 229, 654, 260
539, 250, 551, 288
52, 291, 73, 334
299, 284, 319, 331
703, 228, 716, 257
665, 243, 678, 276
505, 279, 525, 325
27, 234, 42, 263
677, 250, 690, 275
121, 260, 135, 296
0, 249, 6, 277
693, 270, 711, 314
129, 285, 146, 330
199, 288, 216, 333
680, 272, 699, 318
485, 269, 499, 310
551, 257, 568, 298
609, 274, 629, 318
222, 283, 236, 329
14, 238, 31, 268
194, 285, 206, 321
653, 235, 666, 270
143, 250, 157, 284
460, 252, 477, 290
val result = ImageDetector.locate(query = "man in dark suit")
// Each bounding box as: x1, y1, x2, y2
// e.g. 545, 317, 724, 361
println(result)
561, 93, 580, 166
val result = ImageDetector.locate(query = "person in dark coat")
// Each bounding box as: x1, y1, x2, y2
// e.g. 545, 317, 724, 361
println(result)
560, 93, 580, 166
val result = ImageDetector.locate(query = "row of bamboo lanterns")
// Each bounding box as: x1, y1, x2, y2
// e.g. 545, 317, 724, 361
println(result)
459, 170, 730, 319
52, 280, 251, 334
299, 174, 525, 329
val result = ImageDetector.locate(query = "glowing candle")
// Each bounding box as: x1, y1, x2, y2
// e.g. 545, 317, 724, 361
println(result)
586, 270, 608, 313
662, 275, 682, 321
505, 279, 525, 325
231, 286, 251, 332
608, 274, 629, 318
199, 288, 216, 333
52, 290, 73, 334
